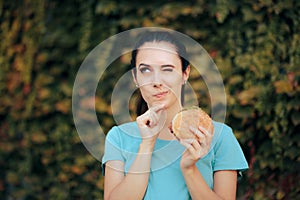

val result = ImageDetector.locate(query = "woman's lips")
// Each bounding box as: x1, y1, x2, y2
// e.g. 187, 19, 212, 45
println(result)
153, 91, 168, 98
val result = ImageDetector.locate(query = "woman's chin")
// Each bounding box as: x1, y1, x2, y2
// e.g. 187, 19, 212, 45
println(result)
150, 101, 167, 107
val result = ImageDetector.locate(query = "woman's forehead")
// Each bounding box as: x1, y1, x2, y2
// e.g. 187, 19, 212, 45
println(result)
136, 49, 181, 68
138, 41, 178, 55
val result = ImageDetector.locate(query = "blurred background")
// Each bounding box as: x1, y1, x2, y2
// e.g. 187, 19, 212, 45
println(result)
0, 0, 299, 199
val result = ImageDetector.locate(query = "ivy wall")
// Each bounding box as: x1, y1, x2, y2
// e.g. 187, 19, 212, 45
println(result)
0, 0, 299, 199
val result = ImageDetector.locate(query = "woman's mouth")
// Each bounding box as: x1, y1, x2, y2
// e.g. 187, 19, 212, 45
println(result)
153, 91, 168, 98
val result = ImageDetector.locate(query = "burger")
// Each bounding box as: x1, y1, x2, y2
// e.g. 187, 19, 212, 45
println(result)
169, 106, 213, 140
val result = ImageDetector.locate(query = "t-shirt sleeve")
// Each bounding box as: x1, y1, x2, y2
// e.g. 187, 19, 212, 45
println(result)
213, 124, 248, 176
101, 126, 125, 175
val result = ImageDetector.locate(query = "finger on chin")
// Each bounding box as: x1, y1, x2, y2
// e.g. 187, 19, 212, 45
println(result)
150, 104, 165, 113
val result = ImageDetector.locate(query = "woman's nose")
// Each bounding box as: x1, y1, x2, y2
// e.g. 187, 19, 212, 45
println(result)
153, 82, 162, 88
152, 72, 163, 87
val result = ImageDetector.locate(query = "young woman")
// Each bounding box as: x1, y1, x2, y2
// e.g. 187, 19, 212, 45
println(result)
102, 31, 248, 200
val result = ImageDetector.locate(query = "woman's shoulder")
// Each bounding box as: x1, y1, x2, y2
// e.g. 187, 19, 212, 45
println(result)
211, 121, 238, 148
211, 121, 249, 172
106, 121, 140, 139
118, 121, 138, 129
212, 121, 233, 135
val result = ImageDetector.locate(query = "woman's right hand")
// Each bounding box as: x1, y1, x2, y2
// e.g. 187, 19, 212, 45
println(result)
136, 104, 166, 144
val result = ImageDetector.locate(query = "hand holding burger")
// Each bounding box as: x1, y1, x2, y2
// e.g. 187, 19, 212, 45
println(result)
169, 106, 214, 168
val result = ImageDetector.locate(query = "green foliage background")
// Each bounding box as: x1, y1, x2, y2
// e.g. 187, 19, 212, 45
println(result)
0, 0, 299, 199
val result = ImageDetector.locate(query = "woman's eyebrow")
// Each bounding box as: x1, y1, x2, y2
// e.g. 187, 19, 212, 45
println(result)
161, 64, 175, 68
138, 63, 175, 68
138, 63, 150, 68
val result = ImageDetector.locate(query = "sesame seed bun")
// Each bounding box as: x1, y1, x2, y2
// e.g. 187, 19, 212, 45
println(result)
169, 107, 213, 140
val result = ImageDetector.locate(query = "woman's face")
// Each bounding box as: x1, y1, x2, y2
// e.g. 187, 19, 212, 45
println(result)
134, 41, 190, 109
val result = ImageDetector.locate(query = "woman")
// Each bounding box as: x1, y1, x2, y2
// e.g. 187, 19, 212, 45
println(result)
102, 31, 248, 200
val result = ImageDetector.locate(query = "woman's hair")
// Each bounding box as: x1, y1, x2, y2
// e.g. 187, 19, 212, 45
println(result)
131, 31, 190, 116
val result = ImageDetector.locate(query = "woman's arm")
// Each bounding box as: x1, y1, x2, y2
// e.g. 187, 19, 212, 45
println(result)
180, 126, 238, 199
104, 105, 165, 200
104, 141, 154, 200
182, 166, 237, 200
213, 170, 238, 199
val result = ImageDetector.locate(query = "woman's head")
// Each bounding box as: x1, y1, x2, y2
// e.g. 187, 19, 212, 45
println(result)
131, 31, 190, 115
131, 31, 190, 73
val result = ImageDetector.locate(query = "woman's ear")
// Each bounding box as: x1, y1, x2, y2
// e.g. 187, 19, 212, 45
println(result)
183, 65, 191, 84
131, 69, 139, 87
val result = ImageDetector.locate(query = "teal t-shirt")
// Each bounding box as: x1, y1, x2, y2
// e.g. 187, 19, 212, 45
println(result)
102, 121, 248, 199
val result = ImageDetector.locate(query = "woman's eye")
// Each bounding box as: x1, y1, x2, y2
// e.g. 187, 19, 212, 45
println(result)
163, 68, 173, 72
139, 67, 150, 73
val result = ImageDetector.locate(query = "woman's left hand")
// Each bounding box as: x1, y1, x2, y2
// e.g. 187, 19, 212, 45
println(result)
179, 125, 214, 170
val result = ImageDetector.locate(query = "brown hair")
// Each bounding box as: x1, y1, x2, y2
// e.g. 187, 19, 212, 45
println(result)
131, 31, 190, 116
